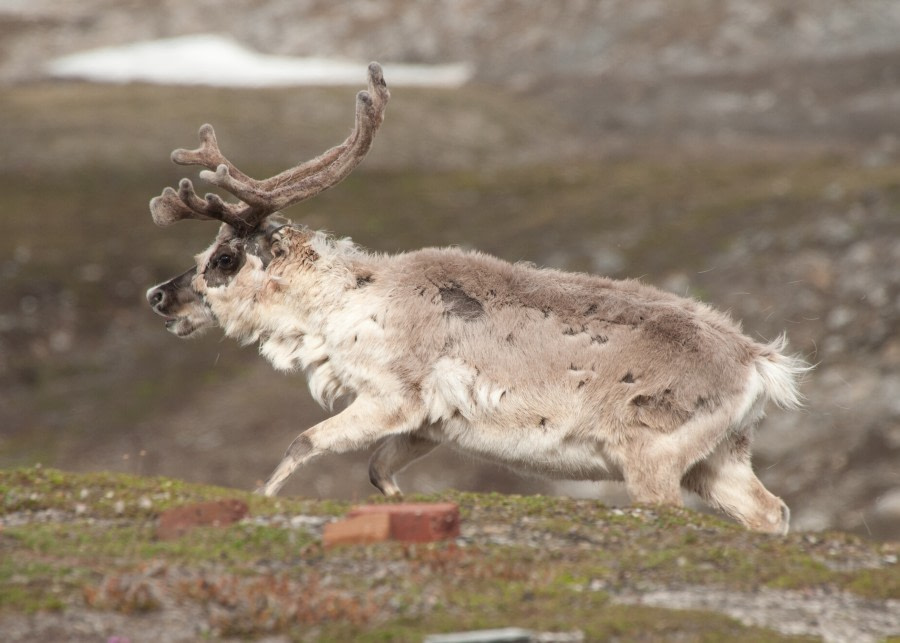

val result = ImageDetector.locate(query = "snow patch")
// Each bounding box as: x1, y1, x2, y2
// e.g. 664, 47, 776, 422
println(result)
46, 34, 471, 88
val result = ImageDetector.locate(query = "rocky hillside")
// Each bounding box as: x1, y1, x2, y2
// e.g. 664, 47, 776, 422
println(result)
5, 1, 900, 153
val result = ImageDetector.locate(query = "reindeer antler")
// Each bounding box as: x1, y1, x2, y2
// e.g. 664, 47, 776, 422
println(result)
150, 62, 390, 235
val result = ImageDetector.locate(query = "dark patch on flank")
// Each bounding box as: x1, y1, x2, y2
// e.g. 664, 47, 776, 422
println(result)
505, 332, 515, 343
355, 273, 373, 288
440, 285, 485, 321
577, 380, 587, 389
585, 303, 598, 315
643, 311, 701, 351
538, 417, 548, 429
591, 334, 608, 345
631, 389, 693, 431
621, 372, 635, 384
607, 313, 641, 330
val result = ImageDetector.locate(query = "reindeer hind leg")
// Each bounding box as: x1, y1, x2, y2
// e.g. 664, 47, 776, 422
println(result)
620, 395, 751, 510
683, 431, 790, 534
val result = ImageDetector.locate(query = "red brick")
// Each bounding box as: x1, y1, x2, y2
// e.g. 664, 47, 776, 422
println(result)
347, 503, 460, 543
322, 512, 392, 548
156, 498, 249, 540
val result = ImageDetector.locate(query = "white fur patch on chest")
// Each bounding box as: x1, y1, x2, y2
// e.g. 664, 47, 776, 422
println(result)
422, 357, 506, 423
259, 334, 308, 371
259, 292, 403, 409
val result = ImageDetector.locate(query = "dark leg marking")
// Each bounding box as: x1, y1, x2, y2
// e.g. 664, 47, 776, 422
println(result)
285, 434, 313, 460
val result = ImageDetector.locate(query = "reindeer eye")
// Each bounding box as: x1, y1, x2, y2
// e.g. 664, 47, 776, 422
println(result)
213, 251, 237, 271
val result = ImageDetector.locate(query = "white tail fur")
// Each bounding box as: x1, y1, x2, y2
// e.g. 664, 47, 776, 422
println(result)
755, 334, 812, 411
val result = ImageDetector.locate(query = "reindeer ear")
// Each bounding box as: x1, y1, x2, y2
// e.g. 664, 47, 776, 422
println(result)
256, 217, 290, 259
263, 214, 291, 234
263, 216, 291, 243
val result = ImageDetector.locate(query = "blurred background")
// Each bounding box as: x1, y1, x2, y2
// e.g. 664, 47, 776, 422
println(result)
1, 0, 899, 539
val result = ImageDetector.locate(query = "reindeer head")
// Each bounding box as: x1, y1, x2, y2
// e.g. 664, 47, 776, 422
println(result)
146, 63, 389, 338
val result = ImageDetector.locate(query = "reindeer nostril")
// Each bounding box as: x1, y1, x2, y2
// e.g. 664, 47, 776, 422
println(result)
148, 288, 165, 307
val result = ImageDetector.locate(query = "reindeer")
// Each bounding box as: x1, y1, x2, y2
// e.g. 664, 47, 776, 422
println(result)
146, 63, 808, 534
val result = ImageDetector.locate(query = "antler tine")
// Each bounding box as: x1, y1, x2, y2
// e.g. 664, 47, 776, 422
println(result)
200, 85, 385, 217
171, 124, 255, 184
149, 178, 254, 233
150, 185, 209, 227
216, 62, 389, 217
150, 62, 389, 232
150, 124, 259, 229
257, 62, 390, 193
263, 89, 382, 211
366, 61, 390, 125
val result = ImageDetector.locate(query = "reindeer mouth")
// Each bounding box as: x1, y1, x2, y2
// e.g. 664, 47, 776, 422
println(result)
147, 288, 214, 338
154, 311, 203, 338
164, 316, 203, 338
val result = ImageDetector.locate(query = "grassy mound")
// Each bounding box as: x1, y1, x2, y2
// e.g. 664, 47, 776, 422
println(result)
1, 467, 897, 640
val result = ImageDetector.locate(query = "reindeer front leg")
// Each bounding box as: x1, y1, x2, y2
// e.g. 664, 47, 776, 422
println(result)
257, 397, 426, 497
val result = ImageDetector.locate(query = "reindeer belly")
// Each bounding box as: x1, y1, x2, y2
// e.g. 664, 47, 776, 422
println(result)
429, 413, 620, 481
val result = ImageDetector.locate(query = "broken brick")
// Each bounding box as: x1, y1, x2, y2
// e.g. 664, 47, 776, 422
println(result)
156, 498, 248, 540
323, 503, 460, 547
322, 512, 392, 548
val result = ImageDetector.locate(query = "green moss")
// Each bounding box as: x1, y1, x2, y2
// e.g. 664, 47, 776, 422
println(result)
0, 467, 895, 637
0, 558, 75, 613
0, 466, 349, 519
317, 598, 811, 642
844, 567, 900, 600
3, 521, 315, 570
